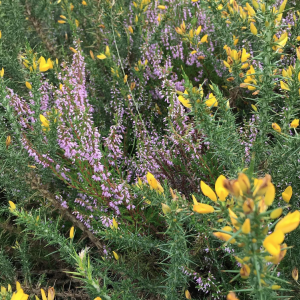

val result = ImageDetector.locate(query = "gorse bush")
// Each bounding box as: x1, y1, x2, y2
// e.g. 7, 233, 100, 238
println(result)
0, 0, 300, 299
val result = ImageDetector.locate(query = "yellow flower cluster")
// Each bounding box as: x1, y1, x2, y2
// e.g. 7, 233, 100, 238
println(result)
39, 114, 50, 132
175, 21, 208, 44
1, 282, 56, 300
222, 0, 262, 25
176, 86, 217, 109
20, 54, 54, 73
193, 172, 300, 292
223, 46, 250, 71
1, 282, 28, 300
279, 63, 300, 96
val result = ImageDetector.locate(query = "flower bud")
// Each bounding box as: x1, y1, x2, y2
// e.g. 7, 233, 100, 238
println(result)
292, 267, 298, 281
112, 217, 118, 230
242, 198, 254, 214
161, 203, 171, 214
6, 135, 11, 149
70, 226, 75, 239
242, 219, 251, 234
213, 232, 236, 244
113, 251, 119, 260
9, 201, 16, 211
238, 173, 250, 194
227, 292, 239, 300
185, 290, 191, 299
282, 186, 292, 203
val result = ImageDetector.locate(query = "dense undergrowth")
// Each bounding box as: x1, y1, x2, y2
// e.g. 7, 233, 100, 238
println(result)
0, 0, 300, 299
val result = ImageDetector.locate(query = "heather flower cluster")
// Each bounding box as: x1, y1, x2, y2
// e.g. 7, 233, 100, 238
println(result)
0, 0, 300, 300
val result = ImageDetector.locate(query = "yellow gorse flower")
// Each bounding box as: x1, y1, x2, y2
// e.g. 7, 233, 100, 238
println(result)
40, 114, 50, 131
90, 50, 95, 60
200, 34, 208, 43
70, 226, 75, 239
282, 186, 292, 203
195, 26, 201, 36
25, 81, 32, 89
280, 80, 290, 91
6, 135, 11, 149
206, 170, 299, 288
112, 217, 118, 229
97, 54, 107, 60
200, 180, 217, 202
178, 90, 192, 108
200, 175, 231, 204
242, 218, 251, 234
264, 181, 275, 206
69, 47, 77, 53
11, 288, 29, 300
128, 26, 134, 34
227, 292, 239, 300
205, 93, 218, 107
275, 211, 300, 234
46, 287, 55, 300
238, 173, 251, 194
241, 48, 250, 63
146, 172, 164, 193
272, 123, 281, 133
263, 230, 285, 256
292, 267, 298, 281
246, 3, 256, 16
242, 198, 254, 214
228, 208, 240, 229
16, 282, 21, 292
290, 119, 299, 128
39, 57, 53, 72
250, 23, 257, 35
193, 202, 215, 214
9, 201, 16, 211
213, 232, 236, 244
223, 179, 241, 198
215, 175, 229, 201
105, 45, 110, 57
271, 285, 281, 290
270, 208, 282, 219
113, 251, 119, 260
161, 203, 171, 214
265, 243, 287, 264
240, 264, 251, 279
185, 290, 191, 299
277, 32, 288, 49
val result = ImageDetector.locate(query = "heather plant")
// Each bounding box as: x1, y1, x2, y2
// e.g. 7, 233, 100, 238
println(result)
0, 0, 300, 299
